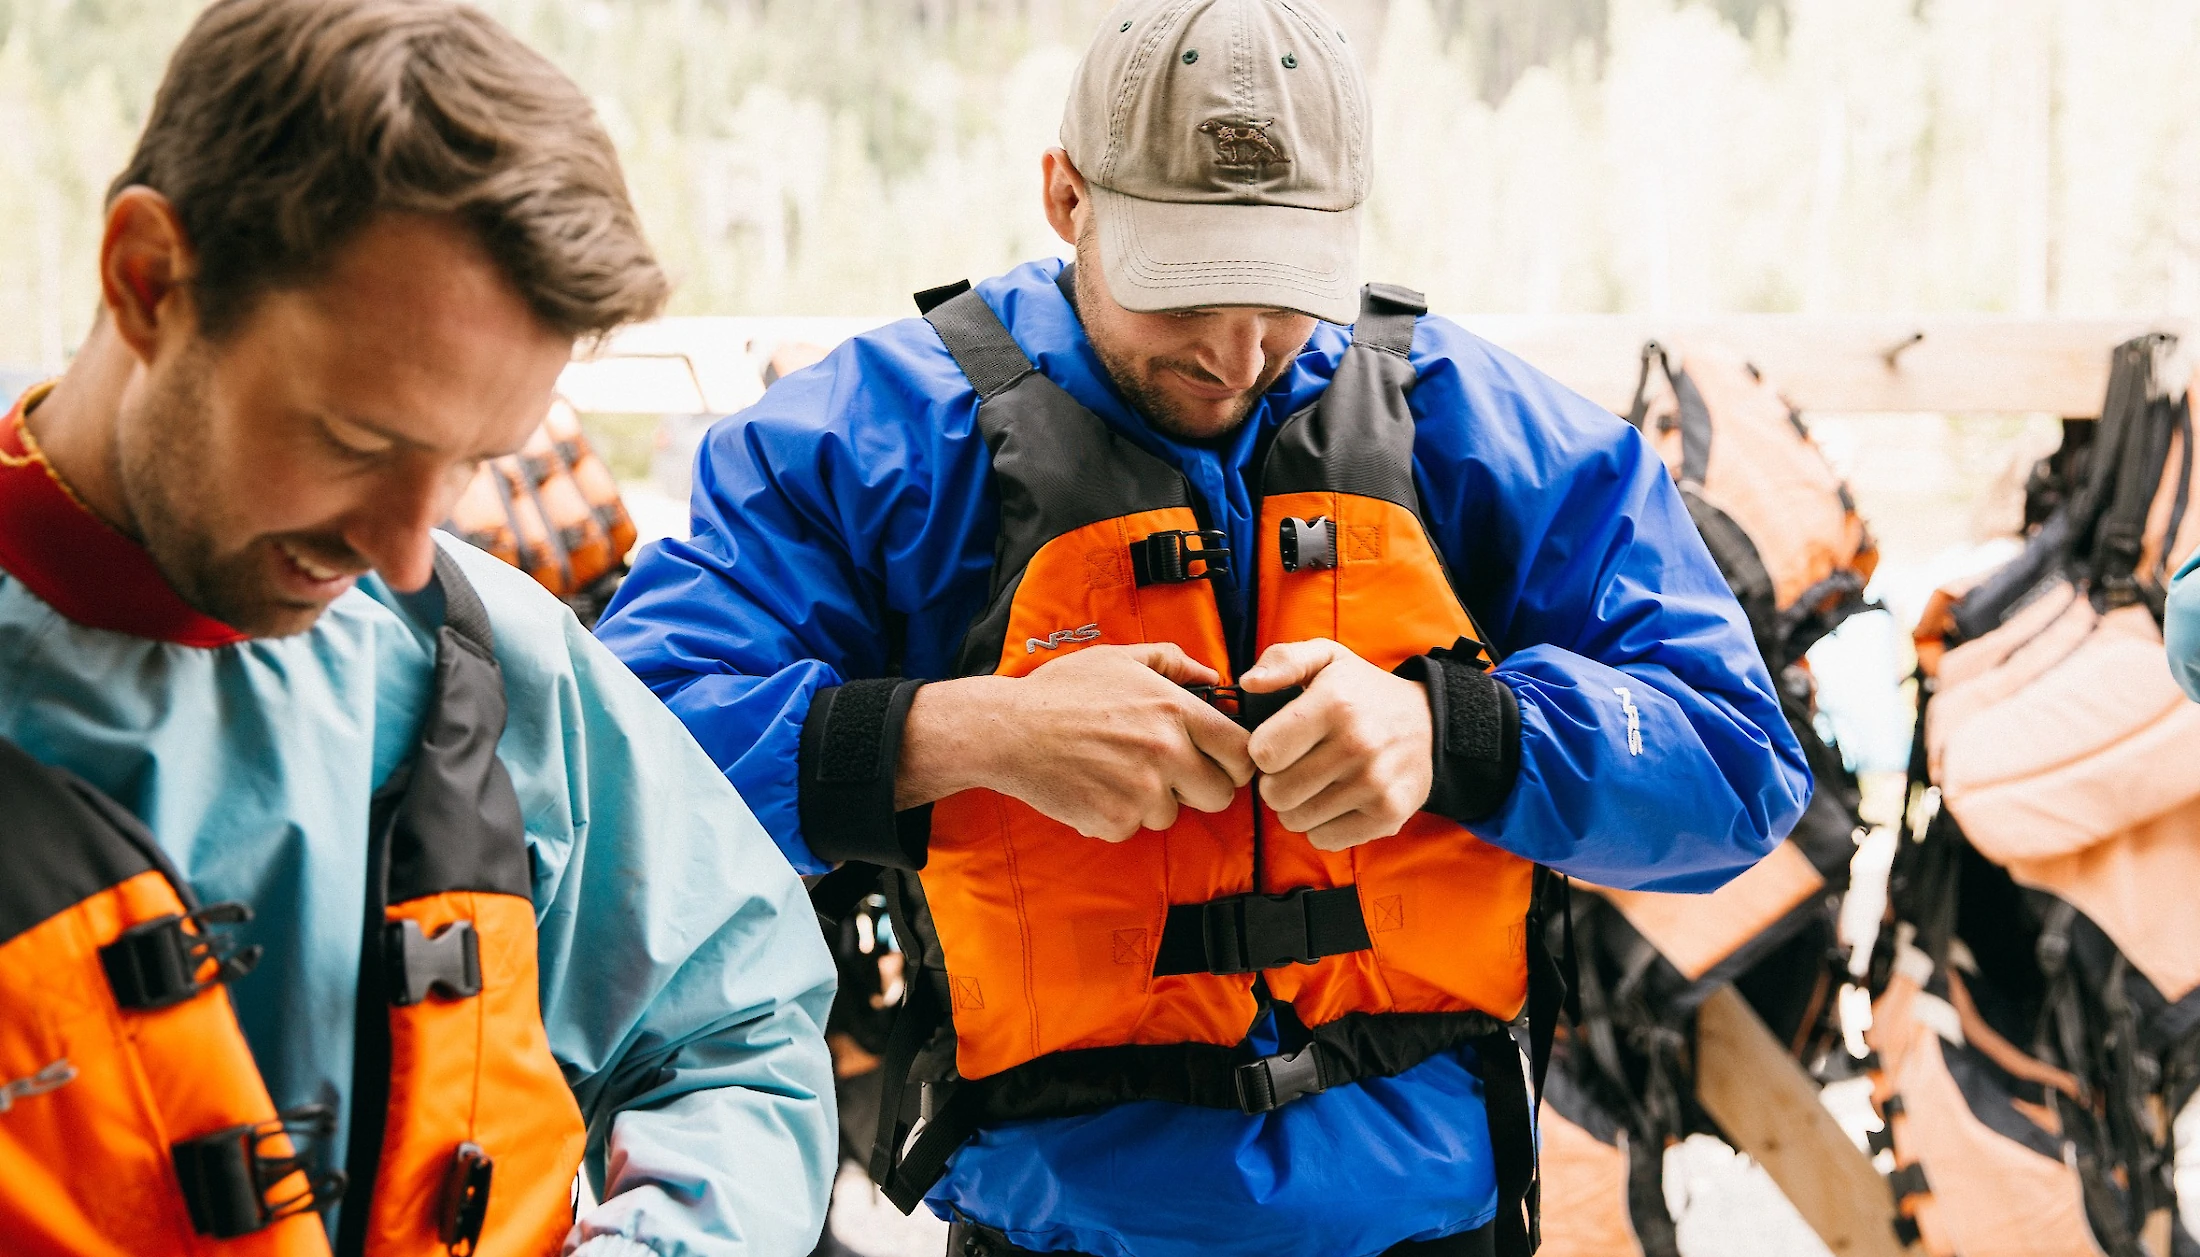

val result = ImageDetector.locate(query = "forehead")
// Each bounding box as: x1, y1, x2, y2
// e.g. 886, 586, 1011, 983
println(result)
225, 214, 571, 452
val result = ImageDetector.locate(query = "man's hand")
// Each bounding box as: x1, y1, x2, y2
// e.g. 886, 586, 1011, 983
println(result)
897, 644, 1254, 842
1240, 639, 1433, 851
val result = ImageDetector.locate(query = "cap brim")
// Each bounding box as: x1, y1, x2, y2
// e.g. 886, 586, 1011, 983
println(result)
1089, 183, 1360, 325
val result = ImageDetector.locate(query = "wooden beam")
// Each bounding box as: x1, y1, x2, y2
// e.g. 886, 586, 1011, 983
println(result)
1459, 315, 2190, 416
1694, 984, 1920, 1257
561, 313, 2190, 418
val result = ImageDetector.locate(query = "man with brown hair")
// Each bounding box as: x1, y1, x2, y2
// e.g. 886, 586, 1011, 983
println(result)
0, 2, 834, 1254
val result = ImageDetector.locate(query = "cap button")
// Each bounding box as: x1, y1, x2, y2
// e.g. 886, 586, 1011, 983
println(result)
1119, 20, 1131, 30
1181, 48, 1198, 64
1281, 52, 1297, 68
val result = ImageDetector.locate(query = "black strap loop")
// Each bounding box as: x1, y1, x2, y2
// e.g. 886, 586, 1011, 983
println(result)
1129, 529, 1231, 586
101, 903, 261, 1011
1888, 1161, 1931, 1203
383, 918, 482, 1006
439, 1141, 495, 1254
173, 1104, 346, 1239
1152, 886, 1373, 977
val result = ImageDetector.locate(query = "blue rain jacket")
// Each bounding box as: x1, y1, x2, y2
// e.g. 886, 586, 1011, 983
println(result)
596, 258, 1811, 1257
2166, 551, 2200, 700
0, 535, 838, 1257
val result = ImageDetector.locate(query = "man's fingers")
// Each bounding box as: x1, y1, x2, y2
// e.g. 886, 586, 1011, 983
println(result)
1247, 691, 1330, 776
1122, 641, 1221, 687
1170, 744, 1244, 813
1272, 776, 1373, 837
1239, 638, 1343, 694
1257, 735, 1353, 813
1180, 699, 1255, 787
1307, 810, 1391, 852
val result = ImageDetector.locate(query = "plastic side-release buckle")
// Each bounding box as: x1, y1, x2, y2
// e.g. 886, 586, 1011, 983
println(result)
1129, 529, 1231, 587
172, 1105, 346, 1239
385, 918, 483, 1006
101, 903, 261, 1011
1234, 1046, 1327, 1114
439, 1141, 495, 1254
1189, 684, 1303, 731
1278, 517, 1337, 573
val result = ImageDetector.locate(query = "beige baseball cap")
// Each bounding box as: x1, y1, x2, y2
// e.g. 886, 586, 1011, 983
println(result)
1062, 0, 1370, 325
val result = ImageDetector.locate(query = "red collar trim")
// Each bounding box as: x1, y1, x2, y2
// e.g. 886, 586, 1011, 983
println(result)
0, 386, 247, 648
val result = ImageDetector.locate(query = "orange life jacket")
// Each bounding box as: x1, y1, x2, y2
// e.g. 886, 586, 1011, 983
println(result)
867, 283, 1556, 1250
0, 552, 585, 1257
447, 398, 636, 608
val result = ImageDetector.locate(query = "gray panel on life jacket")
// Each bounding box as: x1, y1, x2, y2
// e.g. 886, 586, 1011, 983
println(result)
1262, 286, 1424, 509
925, 287, 1194, 676
381, 548, 530, 903
0, 737, 190, 947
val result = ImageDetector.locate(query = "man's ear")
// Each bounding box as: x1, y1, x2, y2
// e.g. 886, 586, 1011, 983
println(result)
98, 187, 195, 364
1041, 148, 1088, 247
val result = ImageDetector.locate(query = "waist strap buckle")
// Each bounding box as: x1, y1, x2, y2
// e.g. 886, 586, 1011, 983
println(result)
1154, 886, 1373, 977
1235, 1046, 1327, 1114
1130, 529, 1231, 586
172, 1105, 346, 1239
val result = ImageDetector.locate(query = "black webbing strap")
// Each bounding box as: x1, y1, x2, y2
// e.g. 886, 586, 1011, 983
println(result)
1151, 886, 1372, 977
868, 956, 945, 1194
923, 287, 1036, 401
1622, 341, 1712, 487
807, 861, 881, 935
1354, 283, 1426, 357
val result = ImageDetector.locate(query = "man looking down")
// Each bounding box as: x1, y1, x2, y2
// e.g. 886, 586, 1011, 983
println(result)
596, 1, 1810, 1254
0, 2, 833, 1254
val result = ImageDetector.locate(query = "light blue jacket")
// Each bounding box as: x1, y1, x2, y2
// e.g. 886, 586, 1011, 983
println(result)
0, 535, 837, 1257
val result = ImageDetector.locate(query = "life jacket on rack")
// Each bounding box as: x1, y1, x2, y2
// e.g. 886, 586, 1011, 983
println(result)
850, 280, 1565, 1255
447, 397, 637, 625
1874, 331, 2200, 1257
0, 549, 585, 1257
1539, 344, 1872, 1257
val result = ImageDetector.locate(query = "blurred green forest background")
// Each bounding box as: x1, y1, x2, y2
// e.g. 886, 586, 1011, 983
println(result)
2, 0, 2196, 366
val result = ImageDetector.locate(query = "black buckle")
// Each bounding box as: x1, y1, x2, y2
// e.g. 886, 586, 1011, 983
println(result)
1204, 890, 1327, 974
1278, 517, 1337, 573
1887, 1162, 1931, 1203
1189, 684, 1302, 730
385, 918, 483, 1006
101, 903, 261, 1011
172, 1105, 346, 1239
1234, 1046, 1327, 1113
440, 1141, 495, 1254
1130, 529, 1231, 586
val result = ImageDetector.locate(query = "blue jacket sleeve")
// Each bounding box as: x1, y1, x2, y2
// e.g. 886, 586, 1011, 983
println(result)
1408, 319, 1812, 891
442, 541, 838, 1257
594, 326, 992, 874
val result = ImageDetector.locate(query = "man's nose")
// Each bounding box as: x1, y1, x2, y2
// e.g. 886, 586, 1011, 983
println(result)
1199, 319, 1268, 392
346, 465, 451, 593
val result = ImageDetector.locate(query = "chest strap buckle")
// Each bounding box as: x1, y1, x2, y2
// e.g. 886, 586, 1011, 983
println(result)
1130, 529, 1231, 586
1188, 684, 1303, 730
173, 1105, 347, 1239
1152, 885, 1374, 977
385, 918, 483, 1006
1235, 1045, 1329, 1113
101, 903, 261, 1011
1278, 517, 1337, 572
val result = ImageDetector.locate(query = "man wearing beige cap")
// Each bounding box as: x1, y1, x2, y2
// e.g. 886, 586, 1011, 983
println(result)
600, 1, 1808, 1254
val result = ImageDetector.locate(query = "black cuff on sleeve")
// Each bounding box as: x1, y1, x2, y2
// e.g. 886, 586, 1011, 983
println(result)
799, 678, 932, 870
1396, 653, 1522, 824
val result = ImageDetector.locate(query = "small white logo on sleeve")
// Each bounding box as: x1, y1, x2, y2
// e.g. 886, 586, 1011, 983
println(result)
1026, 623, 1102, 654
1613, 686, 1643, 756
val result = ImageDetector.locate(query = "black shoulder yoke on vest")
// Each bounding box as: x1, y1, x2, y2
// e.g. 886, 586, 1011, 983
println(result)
0, 737, 196, 950
1261, 284, 1427, 509
924, 286, 1198, 676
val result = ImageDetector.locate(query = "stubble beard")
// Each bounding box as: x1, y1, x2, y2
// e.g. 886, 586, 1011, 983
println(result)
115, 349, 319, 637
1072, 234, 1285, 443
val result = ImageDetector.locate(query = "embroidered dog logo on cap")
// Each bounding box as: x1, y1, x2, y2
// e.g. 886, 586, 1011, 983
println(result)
1198, 119, 1289, 170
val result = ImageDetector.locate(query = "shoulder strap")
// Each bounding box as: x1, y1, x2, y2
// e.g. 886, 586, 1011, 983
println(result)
1625, 341, 1713, 487
1353, 283, 1426, 357
923, 286, 1035, 402
431, 545, 494, 659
